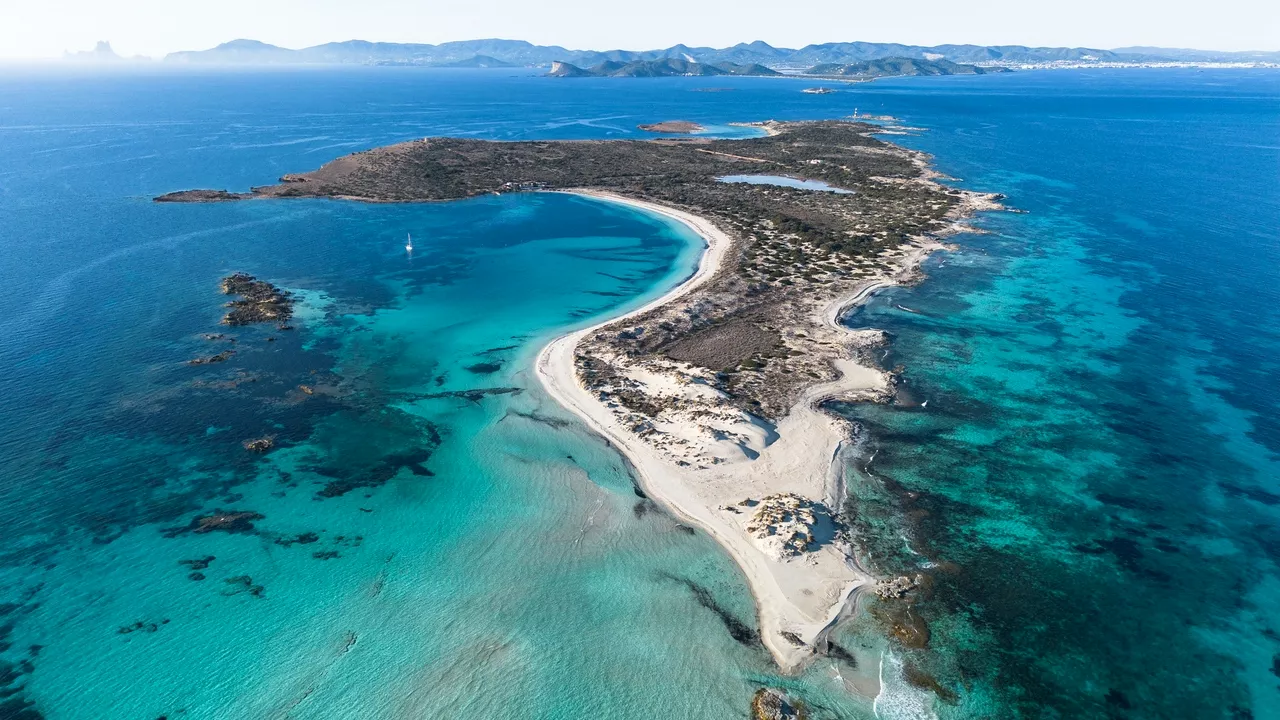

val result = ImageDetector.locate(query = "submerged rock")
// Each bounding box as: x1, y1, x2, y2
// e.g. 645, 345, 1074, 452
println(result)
901, 662, 958, 705
188, 349, 235, 366
242, 436, 275, 453
273, 532, 319, 547
222, 575, 266, 598
164, 510, 264, 537
117, 619, 168, 635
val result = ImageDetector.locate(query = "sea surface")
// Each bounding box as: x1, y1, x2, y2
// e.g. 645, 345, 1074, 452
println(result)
0, 66, 1276, 718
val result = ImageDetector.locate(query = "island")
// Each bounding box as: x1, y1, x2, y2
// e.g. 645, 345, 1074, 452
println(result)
155, 120, 1001, 673
548, 58, 781, 77
637, 120, 705, 133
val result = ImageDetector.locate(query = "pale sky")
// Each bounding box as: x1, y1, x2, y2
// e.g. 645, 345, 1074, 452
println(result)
2, 0, 1277, 59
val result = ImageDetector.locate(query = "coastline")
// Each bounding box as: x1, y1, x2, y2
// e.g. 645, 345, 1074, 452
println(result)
536, 190, 944, 673
535, 191, 866, 672
536, 173, 998, 674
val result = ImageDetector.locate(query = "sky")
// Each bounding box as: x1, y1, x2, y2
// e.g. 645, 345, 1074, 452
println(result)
2, 0, 1277, 59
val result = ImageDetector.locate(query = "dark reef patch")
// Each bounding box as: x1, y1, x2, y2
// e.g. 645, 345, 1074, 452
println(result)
222, 575, 265, 598
313, 447, 436, 499
163, 510, 264, 538
274, 532, 320, 547
118, 619, 168, 635
501, 409, 575, 430
1220, 482, 1280, 506
178, 556, 215, 571
409, 387, 522, 403
658, 572, 759, 646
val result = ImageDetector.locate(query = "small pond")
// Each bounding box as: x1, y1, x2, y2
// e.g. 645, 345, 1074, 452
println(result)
716, 174, 854, 194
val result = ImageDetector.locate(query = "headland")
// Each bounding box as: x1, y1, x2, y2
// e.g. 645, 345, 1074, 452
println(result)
155, 120, 1001, 673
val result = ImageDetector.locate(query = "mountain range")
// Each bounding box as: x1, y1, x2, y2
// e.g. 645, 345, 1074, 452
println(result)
547, 57, 1004, 78
159, 38, 1280, 67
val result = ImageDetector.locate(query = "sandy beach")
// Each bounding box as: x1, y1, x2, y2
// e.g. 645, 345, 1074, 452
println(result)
537, 190, 899, 671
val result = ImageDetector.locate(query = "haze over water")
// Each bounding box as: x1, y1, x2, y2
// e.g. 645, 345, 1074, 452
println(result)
0, 66, 1276, 718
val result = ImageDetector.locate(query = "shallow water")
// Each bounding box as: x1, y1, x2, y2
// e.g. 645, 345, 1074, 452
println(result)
0, 66, 1276, 718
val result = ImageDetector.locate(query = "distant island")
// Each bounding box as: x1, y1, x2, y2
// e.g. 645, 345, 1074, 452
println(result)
62, 40, 148, 64
152, 37, 1280, 69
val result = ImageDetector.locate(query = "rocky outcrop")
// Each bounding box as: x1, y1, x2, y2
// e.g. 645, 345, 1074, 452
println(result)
750, 688, 806, 720
875, 573, 922, 599
219, 273, 294, 326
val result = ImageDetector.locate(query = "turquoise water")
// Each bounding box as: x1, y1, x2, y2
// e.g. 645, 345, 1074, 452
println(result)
0, 68, 880, 719
833, 69, 1280, 718
717, 174, 855, 193
0, 67, 1277, 718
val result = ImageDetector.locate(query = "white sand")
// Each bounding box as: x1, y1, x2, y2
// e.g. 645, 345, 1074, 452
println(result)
536, 190, 898, 671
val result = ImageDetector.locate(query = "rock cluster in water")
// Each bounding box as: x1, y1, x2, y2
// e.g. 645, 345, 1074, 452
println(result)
219, 273, 294, 326
744, 493, 818, 559
750, 688, 806, 720
875, 573, 922, 599
188, 349, 235, 365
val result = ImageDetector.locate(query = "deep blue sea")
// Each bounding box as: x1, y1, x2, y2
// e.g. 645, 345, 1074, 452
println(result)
0, 66, 1276, 719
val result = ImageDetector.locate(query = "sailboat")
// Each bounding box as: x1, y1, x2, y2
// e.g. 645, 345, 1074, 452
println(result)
405, 232, 413, 253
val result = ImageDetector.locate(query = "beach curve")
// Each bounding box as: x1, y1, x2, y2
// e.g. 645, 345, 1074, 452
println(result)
536, 189, 890, 672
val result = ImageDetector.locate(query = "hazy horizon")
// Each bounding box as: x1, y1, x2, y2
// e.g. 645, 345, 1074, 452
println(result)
3, 0, 1277, 59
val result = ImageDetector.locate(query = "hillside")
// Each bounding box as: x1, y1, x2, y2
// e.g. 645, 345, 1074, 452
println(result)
548, 59, 781, 78
439, 55, 516, 68
806, 57, 1007, 77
